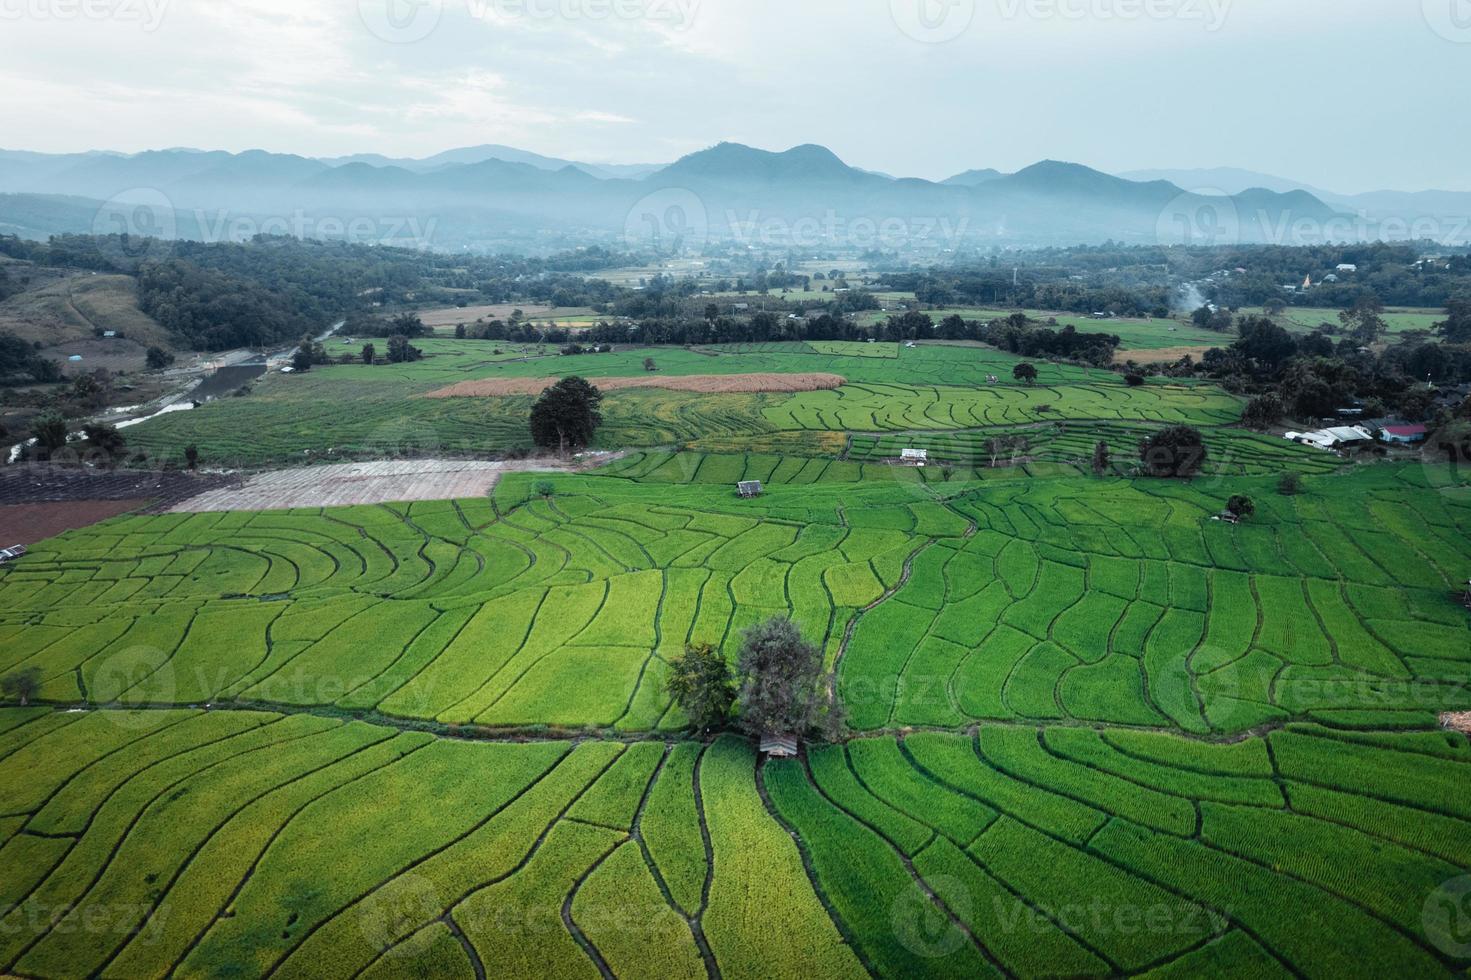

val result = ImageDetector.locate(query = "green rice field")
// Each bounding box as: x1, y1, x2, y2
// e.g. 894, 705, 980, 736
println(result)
123, 341, 1240, 466
0, 709, 1468, 978
5, 337, 1471, 978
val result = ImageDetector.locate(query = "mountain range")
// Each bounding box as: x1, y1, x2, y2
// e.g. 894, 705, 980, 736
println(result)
0, 142, 1463, 251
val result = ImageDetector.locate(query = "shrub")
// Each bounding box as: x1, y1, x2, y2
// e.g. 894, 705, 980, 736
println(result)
1278, 472, 1303, 496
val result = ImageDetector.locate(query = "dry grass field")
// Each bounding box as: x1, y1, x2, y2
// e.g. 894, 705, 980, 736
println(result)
0, 269, 171, 371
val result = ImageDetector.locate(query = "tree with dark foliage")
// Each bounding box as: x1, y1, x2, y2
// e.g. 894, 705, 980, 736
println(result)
145, 346, 174, 370
30, 412, 68, 456
1, 668, 41, 706
666, 643, 736, 734
1091, 440, 1111, 477
386, 335, 423, 364
734, 617, 844, 742
83, 423, 126, 464
1013, 362, 1039, 386
530, 376, 603, 455
361, 343, 375, 365
1139, 426, 1208, 478
1227, 495, 1256, 519
1241, 394, 1284, 431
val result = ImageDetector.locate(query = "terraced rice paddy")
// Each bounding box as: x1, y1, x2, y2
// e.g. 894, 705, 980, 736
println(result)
2, 463, 1466, 738
1, 710, 1468, 978
122, 342, 1236, 466
6, 337, 1471, 978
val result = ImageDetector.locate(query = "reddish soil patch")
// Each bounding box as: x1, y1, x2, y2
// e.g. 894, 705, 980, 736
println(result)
426, 373, 846, 398
0, 499, 149, 548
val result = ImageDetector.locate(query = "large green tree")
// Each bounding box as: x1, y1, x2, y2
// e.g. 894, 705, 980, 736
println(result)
734, 617, 843, 741
530, 376, 603, 455
666, 643, 735, 734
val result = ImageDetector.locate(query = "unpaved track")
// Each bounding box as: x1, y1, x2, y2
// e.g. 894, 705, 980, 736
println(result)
169, 458, 584, 513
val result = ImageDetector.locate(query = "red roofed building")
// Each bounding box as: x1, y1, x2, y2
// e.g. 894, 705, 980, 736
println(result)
1380, 424, 1428, 445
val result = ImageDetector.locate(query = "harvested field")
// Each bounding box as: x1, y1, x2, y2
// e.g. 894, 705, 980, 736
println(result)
0, 499, 148, 547
169, 459, 523, 512
426, 372, 847, 398
1443, 712, 1471, 735
415, 303, 554, 328
0, 466, 230, 509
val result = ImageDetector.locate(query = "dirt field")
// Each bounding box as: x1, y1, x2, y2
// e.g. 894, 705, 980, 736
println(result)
168, 459, 574, 512
426, 373, 847, 398
0, 499, 149, 548
415, 304, 555, 328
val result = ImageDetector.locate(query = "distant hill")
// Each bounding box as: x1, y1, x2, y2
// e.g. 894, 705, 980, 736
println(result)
0, 142, 1415, 249
318, 144, 665, 180
1121, 166, 1471, 233
942, 168, 1005, 187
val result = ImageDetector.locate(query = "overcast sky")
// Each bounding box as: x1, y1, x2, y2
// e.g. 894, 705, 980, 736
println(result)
2, 0, 1467, 192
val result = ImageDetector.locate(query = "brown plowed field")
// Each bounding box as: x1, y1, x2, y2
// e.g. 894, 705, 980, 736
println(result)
425, 373, 846, 398
0, 499, 149, 548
